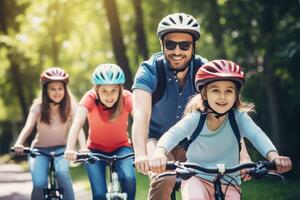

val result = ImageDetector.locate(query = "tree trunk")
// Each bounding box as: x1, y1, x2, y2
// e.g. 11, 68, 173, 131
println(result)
49, 0, 60, 65
207, 0, 227, 58
8, 54, 29, 121
132, 0, 149, 60
260, 1, 285, 152
103, 0, 133, 89
0, 0, 28, 121
0, 0, 7, 34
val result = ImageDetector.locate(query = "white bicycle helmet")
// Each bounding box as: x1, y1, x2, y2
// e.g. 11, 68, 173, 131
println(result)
157, 13, 200, 40
92, 64, 125, 85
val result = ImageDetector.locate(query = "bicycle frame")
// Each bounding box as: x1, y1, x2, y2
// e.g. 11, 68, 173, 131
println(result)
106, 158, 127, 200
43, 151, 64, 200
213, 173, 225, 200
76, 152, 134, 200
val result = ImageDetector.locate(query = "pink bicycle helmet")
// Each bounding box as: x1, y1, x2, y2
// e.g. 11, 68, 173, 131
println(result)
40, 67, 69, 84
195, 60, 244, 92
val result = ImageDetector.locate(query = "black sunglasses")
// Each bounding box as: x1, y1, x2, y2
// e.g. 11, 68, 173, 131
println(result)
164, 40, 192, 51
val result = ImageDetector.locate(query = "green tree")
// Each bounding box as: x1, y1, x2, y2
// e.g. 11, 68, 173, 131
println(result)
104, 0, 133, 89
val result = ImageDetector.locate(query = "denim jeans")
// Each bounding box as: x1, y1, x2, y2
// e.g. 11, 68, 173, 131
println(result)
85, 146, 136, 200
29, 146, 74, 200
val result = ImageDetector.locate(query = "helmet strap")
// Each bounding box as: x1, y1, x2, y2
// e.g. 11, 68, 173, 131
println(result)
203, 100, 230, 119
95, 95, 101, 106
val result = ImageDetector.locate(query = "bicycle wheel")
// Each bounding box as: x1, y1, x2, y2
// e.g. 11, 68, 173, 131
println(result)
44, 187, 63, 200
106, 194, 124, 200
112, 197, 122, 200
47, 197, 61, 200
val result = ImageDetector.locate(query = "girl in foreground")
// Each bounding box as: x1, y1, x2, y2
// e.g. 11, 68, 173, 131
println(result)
149, 60, 292, 200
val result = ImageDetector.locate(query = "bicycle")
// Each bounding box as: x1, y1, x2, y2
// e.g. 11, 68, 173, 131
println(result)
160, 160, 284, 200
75, 152, 134, 200
11, 147, 64, 200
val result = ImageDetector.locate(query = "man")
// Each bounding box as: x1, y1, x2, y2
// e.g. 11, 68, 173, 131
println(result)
132, 13, 250, 200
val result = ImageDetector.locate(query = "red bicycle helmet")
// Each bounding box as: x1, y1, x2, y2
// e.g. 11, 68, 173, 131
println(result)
195, 60, 244, 92
40, 67, 69, 84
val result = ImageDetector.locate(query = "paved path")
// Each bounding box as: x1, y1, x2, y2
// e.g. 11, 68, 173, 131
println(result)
0, 163, 92, 200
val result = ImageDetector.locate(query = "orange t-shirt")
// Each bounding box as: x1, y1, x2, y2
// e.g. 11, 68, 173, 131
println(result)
79, 89, 132, 152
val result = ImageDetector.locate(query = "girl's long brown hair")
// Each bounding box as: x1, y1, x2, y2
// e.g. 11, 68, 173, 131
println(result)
184, 83, 255, 116
40, 82, 72, 124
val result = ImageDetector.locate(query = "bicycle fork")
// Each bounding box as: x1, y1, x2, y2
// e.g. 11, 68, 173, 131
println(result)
44, 154, 63, 200
213, 174, 225, 200
106, 164, 127, 200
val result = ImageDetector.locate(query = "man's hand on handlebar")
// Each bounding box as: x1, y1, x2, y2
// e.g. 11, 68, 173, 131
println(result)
149, 147, 168, 173
134, 154, 150, 175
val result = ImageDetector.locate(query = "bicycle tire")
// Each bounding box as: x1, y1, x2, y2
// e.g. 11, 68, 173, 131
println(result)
111, 197, 122, 200
46, 197, 61, 200
44, 188, 63, 200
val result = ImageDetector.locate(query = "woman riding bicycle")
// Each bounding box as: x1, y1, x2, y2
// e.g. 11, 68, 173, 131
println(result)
149, 60, 292, 200
13, 67, 86, 200
64, 64, 136, 200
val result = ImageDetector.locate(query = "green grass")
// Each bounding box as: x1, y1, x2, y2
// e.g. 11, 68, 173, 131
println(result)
70, 165, 300, 199
241, 178, 300, 200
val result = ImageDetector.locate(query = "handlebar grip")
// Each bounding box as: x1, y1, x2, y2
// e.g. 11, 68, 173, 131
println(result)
166, 161, 177, 170
10, 147, 31, 153
262, 161, 277, 170
76, 153, 90, 160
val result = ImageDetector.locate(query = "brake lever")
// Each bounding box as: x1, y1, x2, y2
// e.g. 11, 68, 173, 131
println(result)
248, 167, 268, 180
249, 167, 286, 182
267, 172, 285, 182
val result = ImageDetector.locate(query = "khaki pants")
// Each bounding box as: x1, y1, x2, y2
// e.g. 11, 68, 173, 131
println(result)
146, 139, 186, 200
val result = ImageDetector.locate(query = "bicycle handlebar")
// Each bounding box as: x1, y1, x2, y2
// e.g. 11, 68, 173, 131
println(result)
166, 160, 276, 173
10, 147, 64, 158
75, 152, 134, 164
161, 160, 280, 180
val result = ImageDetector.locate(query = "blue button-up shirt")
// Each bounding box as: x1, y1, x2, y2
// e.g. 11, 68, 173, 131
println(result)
132, 52, 207, 139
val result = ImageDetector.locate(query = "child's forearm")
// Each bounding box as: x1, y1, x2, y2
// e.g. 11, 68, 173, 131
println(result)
154, 146, 167, 156
15, 112, 37, 146
66, 124, 82, 150
78, 129, 87, 150
67, 106, 87, 150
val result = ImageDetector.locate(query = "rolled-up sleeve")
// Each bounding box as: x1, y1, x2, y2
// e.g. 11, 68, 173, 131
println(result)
132, 63, 157, 94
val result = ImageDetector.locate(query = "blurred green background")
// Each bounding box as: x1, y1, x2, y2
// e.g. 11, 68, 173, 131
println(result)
0, 0, 299, 199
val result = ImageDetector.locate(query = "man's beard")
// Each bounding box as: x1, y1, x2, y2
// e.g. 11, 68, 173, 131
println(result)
166, 55, 190, 71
